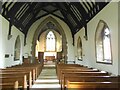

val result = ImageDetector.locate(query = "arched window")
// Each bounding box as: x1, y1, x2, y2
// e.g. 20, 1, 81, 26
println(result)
14, 35, 21, 61
95, 20, 112, 64
46, 31, 56, 51
77, 36, 82, 60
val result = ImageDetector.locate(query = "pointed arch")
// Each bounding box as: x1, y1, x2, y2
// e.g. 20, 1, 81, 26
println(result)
95, 20, 112, 64
14, 35, 21, 61
32, 16, 67, 62
77, 36, 83, 60
46, 31, 56, 51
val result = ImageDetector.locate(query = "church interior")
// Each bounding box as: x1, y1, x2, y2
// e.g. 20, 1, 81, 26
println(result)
0, 0, 120, 89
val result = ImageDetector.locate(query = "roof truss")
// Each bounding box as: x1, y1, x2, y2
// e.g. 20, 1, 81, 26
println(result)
1, 1, 110, 37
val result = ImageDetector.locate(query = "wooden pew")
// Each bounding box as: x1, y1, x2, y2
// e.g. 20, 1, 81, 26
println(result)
0, 81, 18, 90
0, 75, 27, 89
57, 64, 83, 67
0, 71, 32, 88
10, 63, 43, 79
60, 71, 109, 86
56, 63, 119, 90
56, 63, 108, 85
62, 76, 119, 89
58, 68, 99, 83
20, 63, 43, 77
56, 64, 83, 76
0, 63, 43, 90
66, 81, 119, 90
56, 64, 83, 70
57, 65, 88, 79
2, 68, 36, 83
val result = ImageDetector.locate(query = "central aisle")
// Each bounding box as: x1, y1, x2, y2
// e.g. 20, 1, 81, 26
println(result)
31, 61, 61, 89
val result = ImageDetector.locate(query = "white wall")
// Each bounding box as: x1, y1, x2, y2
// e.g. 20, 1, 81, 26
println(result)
74, 27, 92, 66
38, 30, 62, 52
53, 16, 75, 61
0, 15, 4, 68
1, 15, 24, 68
118, 1, 120, 75
75, 2, 119, 75
24, 16, 50, 56
25, 15, 74, 62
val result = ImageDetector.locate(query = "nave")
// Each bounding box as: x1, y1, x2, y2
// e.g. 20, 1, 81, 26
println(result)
1, 60, 119, 90
0, 1, 120, 90
31, 61, 61, 89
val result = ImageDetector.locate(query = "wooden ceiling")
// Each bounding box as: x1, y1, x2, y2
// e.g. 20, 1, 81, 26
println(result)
1, 1, 110, 37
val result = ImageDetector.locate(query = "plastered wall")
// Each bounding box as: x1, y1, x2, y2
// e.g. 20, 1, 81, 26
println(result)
0, 15, 4, 68
25, 15, 74, 62
1, 15, 24, 68
118, 1, 120, 75
75, 2, 119, 75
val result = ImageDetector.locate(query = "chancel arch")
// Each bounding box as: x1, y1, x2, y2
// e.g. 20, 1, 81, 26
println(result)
32, 16, 67, 63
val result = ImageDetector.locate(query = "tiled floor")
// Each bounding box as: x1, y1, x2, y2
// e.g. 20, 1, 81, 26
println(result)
31, 61, 61, 89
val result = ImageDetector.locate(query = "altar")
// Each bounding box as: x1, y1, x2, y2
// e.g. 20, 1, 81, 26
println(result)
45, 56, 55, 61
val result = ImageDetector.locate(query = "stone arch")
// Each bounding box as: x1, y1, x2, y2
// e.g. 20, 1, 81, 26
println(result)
32, 16, 67, 62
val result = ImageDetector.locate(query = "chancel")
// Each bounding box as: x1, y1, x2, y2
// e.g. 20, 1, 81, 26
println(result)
0, 0, 120, 89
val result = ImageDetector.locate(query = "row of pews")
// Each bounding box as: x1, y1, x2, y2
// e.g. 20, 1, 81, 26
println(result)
0, 63, 43, 90
56, 64, 120, 90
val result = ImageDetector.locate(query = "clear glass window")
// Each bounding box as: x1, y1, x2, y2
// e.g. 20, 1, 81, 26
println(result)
14, 36, 21, 61
46, 31, 56, 51
77, 37, 82, 60
95, 20, 112, 64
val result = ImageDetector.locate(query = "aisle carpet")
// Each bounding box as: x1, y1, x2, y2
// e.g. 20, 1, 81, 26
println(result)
31, 61, 61, 89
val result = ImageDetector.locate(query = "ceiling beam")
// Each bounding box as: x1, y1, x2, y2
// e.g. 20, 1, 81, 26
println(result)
42, 8, 59, 14
63, 2, 80, 26
71, 2, 87, 25
18, 3, 49, 34
85, 1, 96, 16
55, 3, 74, 30
64, 3, 83, 34
90, 1, 97, 14
23, 13, 50, 35
18, 2, 38, 26
81, 1, 92, 18
2, 1, 110, 38
51, 13, 73, 30
4, 2, 13, 15
2, 2, 7, 16
7, 2, 25, 19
